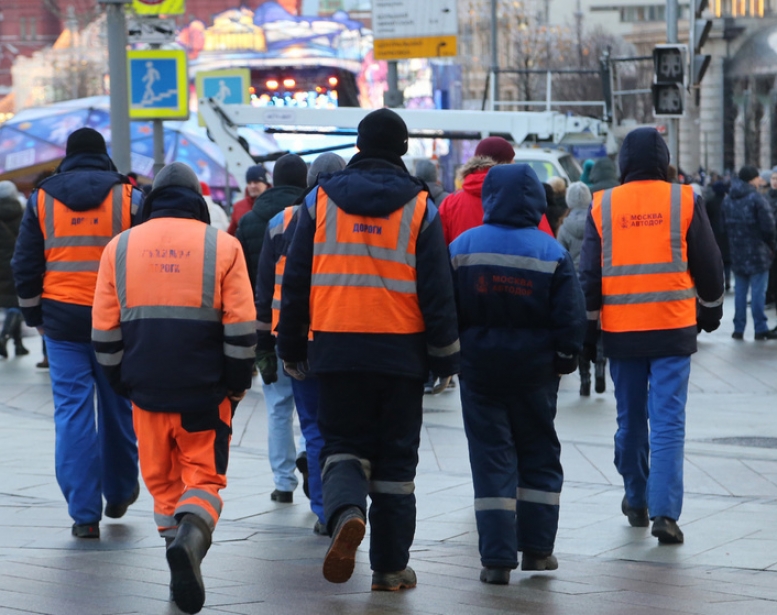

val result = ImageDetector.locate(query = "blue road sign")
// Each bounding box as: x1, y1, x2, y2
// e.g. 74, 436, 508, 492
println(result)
195, 69, 250, 126
128, 49, 189, 120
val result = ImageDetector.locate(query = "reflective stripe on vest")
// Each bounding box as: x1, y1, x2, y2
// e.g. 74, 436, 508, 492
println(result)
271, 206, 297, 333
592, 182, 696, 333
310, 189, 427, 334
115, 225, 221, 323
39, 184, 130, 306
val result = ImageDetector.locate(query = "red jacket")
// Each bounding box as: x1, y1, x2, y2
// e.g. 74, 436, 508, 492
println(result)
439, 167, 553, 245
227, 191, 254, 235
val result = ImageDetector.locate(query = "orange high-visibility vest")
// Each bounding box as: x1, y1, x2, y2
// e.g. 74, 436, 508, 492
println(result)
591, 181, 696, 333
271, 206, 297, 333
38, 184, 133, 306
309, 187, 427, 334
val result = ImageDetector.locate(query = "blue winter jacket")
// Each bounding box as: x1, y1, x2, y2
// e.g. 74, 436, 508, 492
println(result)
721, 178, 775, 276
11, 152, 142, 342
276, 155, 460, 380
449, 164, 586, 389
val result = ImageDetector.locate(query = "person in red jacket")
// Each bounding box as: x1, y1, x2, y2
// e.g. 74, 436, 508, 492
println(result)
227, 165, 269, 235
438, 137, 553, 244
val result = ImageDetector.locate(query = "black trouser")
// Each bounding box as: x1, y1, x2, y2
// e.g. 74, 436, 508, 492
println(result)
318, 372, 423, 573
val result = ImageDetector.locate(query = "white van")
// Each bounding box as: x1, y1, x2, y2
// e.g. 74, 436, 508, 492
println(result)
512, 148, 583, 183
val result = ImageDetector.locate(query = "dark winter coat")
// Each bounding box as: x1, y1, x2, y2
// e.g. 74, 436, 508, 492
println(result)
276, 154, 460, 380
11, 152, 142, 342
236, 185, 305, 291
704, 181, 730, 264
0, 188, 23, 308
450, 164, 586, 389
578, 127, 725, 359
722, 179, 776, 276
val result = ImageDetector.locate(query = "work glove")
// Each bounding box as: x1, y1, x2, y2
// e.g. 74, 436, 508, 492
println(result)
283, 360, 309, 381
553, 351, 579, 375
697, 304, 722, 333
255, 349, 278, 385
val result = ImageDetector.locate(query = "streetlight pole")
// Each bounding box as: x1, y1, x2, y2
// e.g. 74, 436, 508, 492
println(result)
100, 0, 132, 174
491, 0, 499, 104
666, 0, 679, 166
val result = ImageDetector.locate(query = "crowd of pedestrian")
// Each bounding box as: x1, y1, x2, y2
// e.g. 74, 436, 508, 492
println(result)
0, 113, 749, 613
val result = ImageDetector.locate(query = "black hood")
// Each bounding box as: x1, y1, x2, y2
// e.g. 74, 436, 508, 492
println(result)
41, 152, 125, 212
728, 177, 756, 201
140, 185, 210, 224
482, 164, 547, 228
319, 158, 424, 217
618, 127, 669, 184
588, 158, 620, 192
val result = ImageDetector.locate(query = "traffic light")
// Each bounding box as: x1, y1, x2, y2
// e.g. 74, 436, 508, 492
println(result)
690, 0, 713, 88
652, 45, 686, 118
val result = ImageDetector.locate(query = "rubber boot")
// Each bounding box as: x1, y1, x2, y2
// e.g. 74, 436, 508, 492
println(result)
594, 355, 606, 394
166, 514, 212, 614
579, 360, 591, 397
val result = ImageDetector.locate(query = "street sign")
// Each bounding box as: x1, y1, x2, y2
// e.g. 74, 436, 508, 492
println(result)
132, 0, 185, 16
128, 49, 189, 120
372, 0, 458, 61
127, 18, 177, 45
195, 69, 251, 126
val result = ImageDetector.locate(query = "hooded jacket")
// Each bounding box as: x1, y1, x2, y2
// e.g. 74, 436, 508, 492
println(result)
578, 128, 725, 358
0, 185, 23, 308
276, 153, 460, 380
92, 185, 256, 412
438, 156, 553, 245
588, 157, 620, 193
449, 164, 586, 388
11, 152, 142, 342
236, 184, 305, 290
556, 200, 588, 270
722, 179, 775, 276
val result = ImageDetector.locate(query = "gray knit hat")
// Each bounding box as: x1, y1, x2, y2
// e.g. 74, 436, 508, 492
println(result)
415, 159, 438, 184
152, 162, 202, 194
566, 181, 592, 210
307, 152, 347, 187
0, 180, 20, 201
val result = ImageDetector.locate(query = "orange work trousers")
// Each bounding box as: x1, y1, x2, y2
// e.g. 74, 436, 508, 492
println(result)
132, 398, 232, 538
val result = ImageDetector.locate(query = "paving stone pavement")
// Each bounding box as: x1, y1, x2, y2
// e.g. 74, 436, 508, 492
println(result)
1, 294, 777, 614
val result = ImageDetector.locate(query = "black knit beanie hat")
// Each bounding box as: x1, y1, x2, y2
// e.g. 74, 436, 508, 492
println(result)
66, 128, 108, 156
356, 108, 409, 156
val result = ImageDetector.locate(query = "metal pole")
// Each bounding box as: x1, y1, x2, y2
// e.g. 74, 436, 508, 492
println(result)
666, 0, 679, 166
546, 71, 552, 111
103, 0, 131, 174
491, 0, 499, 104
150, 42, 165, 175
386, 61, 403, 108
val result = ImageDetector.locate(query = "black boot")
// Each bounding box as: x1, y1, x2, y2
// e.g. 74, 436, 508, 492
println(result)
594, 356, 607, 394
166, 514, 212, 614
0, 335, 7, 359
579, 360, 591, 397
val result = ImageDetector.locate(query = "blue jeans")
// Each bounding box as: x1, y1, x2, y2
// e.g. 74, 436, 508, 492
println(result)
733, 270, 769, 334
291, 377, 325, 523
262, 360, 299, 492
46, 337, 138, 525
610, 355, 690, 521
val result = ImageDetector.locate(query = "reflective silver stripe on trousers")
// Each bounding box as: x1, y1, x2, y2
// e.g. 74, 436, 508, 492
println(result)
517, 487, 561, 506
311, 273, 416, 294
451, 252, 559, 274
224, 343, 256, 359
224, 321, 258, 336
474, 497, 516, 512
322, 453, 372, 479
602, 288, 697, 305
174, 505, 216, 531
116, 227, 220, 321
698, 292, 725, 308
428, 339, 460, 357
600, 184, 686, 276
95, 350, 124, 366
92, 327, 123, 342
586, 310, 600, 320
43, 186, 124, 249
46, 260, 99, 272
369, 480, 415, 495
179, 488, 223, 515
18, 295, 41, 307
154, 512, 178, 528
313, 195, 419, 267
256, 320, 272, 331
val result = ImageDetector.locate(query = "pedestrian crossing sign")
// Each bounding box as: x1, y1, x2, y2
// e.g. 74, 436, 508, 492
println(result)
195, 69, 251, 126
128, 49, 189, 120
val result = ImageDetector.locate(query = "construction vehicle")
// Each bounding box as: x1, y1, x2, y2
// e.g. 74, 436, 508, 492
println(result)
199, 98, 610, 192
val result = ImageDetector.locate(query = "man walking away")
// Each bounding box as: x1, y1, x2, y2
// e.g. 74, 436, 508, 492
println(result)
579, 127, 724, 545
92, 163, 256, 614
12, 128, 141, 538
277, 108, 460, 591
